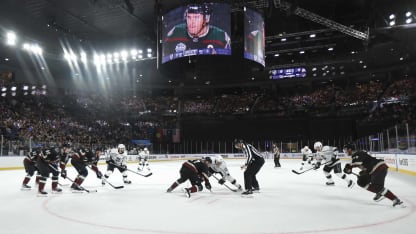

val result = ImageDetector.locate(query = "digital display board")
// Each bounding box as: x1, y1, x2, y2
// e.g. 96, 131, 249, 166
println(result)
244, 8, 265, 66
161, 3, 231, 64
269, 67, 307, 79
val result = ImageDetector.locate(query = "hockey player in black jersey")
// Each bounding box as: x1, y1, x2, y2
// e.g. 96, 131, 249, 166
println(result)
343, 143, 404, 207
61, 147, 102, 191
234, 139, 265, 196
21, 147, 42, 190
166, 158, 212, 198
36, 146, 63, 196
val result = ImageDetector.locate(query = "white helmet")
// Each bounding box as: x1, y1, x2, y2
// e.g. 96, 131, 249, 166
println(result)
313, 141, 323, 151
214, 155, 224, 165
117, 144, 126, 154
321, 145, 331, 153
301, 146, 312, 155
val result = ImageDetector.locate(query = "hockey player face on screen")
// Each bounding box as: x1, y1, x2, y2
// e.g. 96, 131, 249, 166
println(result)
186, 12, 208, 38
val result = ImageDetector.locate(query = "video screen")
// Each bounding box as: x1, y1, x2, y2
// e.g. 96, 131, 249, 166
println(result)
161, 3, 231, 64
269, 67, 307, 79
244, 8, 265, 67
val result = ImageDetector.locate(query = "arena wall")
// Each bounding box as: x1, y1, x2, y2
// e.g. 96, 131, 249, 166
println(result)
1, 153, 415, 176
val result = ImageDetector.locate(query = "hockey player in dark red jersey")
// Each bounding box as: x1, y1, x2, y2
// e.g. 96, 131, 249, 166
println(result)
343, 143, 404, 207
36, 146, 63, 196
166, 158, 212, 198
21, 147, 42, 190
163, 3, 230, 59
61, 147, 102, 192
234, 139, 265, 196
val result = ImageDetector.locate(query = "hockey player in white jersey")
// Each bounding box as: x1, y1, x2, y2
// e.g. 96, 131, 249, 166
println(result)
102, 144, 131, 185
299, 146, 314, 171
137, 147, 151, 172
206, 155, 242, 191
313, 141, 354, 187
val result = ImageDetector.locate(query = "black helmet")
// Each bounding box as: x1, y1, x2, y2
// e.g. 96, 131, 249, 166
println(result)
234, 139, 244, 149
343, 143, 356, 151
186, 3, 212, 16
204, 157, 212, 164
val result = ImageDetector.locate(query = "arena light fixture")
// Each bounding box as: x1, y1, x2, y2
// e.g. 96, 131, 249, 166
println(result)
6, 31, 17, 46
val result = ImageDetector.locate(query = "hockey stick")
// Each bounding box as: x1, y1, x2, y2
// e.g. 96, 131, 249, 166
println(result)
211, 174, 238, 192
108, 162, 152, 177
47, 164, 72, 187
126, 167, 152, 177
101, 177, 124, 189
86, 164, 125, 189
65, 176, 97, 193
291, 161, 332, 175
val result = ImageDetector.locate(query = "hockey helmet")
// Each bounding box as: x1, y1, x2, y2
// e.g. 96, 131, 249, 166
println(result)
343, 143, 356, 151
343, 143, 356, 155
321, 146, 331, 153
204, 157, 212, 164
185, 3, 212, 22
117, 144, 126, 154
301, 146, 311, 155
214, 155, 224, 165
313, 141, 323, 151
234, 139, 243, 149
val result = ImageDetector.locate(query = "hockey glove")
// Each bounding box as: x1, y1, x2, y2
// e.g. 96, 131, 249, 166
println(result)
60, 169, 67, 179
205, 183, 212, 190
218, 178, 226, 185
120, 164, 127, 170
314, 162, 321, 170
96, 171, 103, 179
343, 164, 352, 174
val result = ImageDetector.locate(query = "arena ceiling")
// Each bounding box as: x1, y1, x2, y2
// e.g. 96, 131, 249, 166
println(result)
0, 0, 415, 89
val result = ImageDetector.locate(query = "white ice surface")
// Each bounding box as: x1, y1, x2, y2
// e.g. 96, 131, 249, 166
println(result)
1, 159, 415, 234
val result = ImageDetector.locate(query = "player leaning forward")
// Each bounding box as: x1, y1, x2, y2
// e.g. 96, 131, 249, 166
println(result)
166, 157, 212, 198
343, 143, 404, 207
313, 141, 354, 187
206, 155, 243, 191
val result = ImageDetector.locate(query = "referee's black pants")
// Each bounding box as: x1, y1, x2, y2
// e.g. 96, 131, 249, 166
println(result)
244, 157, 265, 190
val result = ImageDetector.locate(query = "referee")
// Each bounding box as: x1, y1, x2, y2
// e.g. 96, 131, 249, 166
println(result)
234, 139, 265, 196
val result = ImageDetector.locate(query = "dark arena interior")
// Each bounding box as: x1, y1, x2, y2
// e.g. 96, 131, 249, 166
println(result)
0, 0, 415, 153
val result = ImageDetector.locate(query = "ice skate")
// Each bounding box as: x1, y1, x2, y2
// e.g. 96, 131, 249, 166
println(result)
123, 179, 132, 184
241, 189, 253, 197
326, 181, 335, 186
37, 190, 48, 197
347, 180, 355, 188
52, 187, 63, 194
182, 188, 191, 198
392, 199, 405, 208
21, 184, 31, 191
373, 189, 386, 202
71, 184, 84, 193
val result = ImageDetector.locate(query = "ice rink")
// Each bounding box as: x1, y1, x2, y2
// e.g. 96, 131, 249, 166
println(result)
1, 158, 415, 234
